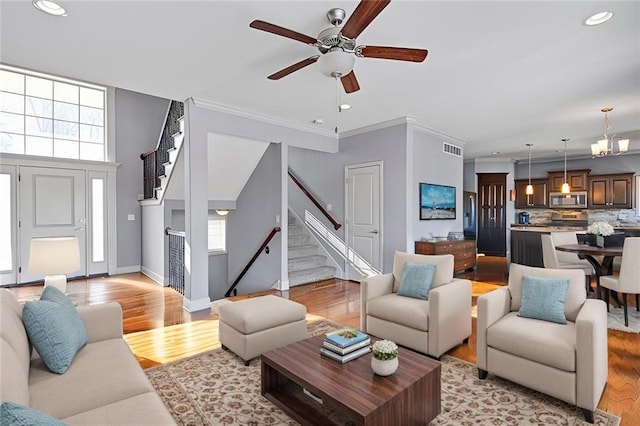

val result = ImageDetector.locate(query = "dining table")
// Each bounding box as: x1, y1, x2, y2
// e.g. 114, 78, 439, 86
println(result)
555, 243, 623, 301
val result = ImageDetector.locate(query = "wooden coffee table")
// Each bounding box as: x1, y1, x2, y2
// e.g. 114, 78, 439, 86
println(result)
261, 336, 441, 425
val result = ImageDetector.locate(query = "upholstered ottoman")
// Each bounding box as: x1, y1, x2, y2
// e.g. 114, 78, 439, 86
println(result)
218, 295, 307, 365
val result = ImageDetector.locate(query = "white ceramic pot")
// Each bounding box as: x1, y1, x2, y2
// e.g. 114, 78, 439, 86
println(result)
371, 356, 398, 376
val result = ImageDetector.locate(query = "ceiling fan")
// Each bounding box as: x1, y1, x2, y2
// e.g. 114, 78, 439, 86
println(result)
249, 0, 428, 94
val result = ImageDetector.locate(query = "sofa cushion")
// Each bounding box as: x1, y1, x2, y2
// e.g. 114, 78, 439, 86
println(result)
508, 263, 585, 322
518, 275, 570, 324
22, 286, 87, 374
487, 312, 576, 372
367, 293, 429, 331
29, 338, 154, 419
61, 392, 174, 425
1, 291, 31, 405
392, 251, 453, 292
397, 262, 436, 300
0, 402, 65, 426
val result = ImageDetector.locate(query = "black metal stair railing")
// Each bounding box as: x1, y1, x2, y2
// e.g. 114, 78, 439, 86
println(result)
141, 100, 184, 199
166, 227, 185, 295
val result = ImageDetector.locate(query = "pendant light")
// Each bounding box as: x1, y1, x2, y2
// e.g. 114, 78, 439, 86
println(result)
561, 138, 570, 194
525, 144, 534, 195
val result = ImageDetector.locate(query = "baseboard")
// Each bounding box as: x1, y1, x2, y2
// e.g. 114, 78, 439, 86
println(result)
183, 296, 211, 312
140, 266, 165, 286
114, 265, 141, 275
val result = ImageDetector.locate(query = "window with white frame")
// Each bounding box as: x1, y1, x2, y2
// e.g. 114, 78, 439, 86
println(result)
208, 215, 227, 253
0, 65, 106, 161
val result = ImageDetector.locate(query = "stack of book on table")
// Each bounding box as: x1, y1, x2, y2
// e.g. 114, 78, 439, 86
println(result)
320, 329, 371, 363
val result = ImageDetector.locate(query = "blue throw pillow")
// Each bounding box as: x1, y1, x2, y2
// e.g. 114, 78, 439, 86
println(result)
22, 286, 87, 374
397, 262, 436, 300
518, 275, 570, 324
0, 402, 65, 425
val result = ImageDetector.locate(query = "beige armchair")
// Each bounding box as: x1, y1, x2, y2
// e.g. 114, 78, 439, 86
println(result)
360, 251, 472, 359
477, 263, 608, 423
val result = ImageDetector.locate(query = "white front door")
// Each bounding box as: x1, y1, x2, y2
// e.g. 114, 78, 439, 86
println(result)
0, 166, 17, 285
19, 167, 87, 284
346, 162, 382, 280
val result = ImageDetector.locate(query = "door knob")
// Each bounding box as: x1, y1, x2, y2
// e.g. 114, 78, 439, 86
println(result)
369, 230, 379, 234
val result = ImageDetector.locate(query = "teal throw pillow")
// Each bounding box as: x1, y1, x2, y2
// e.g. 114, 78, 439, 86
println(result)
0, 402, 66, 425
22, 286, 87, 374
397, 262, 436, 300
518, 275, 570, 324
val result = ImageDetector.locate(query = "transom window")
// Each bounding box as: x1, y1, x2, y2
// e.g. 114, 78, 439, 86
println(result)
0, 65, 106, 161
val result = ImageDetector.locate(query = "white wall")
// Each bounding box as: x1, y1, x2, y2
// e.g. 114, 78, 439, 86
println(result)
140, 203, 165, 284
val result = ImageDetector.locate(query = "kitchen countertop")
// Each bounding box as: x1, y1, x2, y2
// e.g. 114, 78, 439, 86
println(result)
510, 225, 640, 232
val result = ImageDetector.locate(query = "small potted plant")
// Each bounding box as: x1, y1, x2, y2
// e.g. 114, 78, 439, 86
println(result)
586, 222, 621, 247
371, 340, 399, 376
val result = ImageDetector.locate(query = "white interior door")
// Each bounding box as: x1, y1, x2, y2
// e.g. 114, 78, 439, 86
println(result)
19, 167, 86, 284
346, 163, 382, 280
0, 166, 17, 285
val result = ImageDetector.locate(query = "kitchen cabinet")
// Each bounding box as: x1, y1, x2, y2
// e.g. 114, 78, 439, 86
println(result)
515, 179, 548, 208
547, 169, 590, 192
415, 240, 476, 273
588, 173, 634, 208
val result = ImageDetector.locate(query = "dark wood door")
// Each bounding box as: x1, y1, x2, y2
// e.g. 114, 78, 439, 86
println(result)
477, 173, 507, 256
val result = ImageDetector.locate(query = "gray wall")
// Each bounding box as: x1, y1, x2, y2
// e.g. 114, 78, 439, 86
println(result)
226, 143, 282, 296
412, 129, 464, 242
115, 89, 169, 270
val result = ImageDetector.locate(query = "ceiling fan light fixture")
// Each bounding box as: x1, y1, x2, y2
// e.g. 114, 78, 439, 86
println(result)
317, 49, 355, 78
584, 11, 613, 26
32, 0, 67, 16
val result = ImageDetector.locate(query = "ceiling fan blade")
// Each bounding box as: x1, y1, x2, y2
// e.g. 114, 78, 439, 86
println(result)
267, 56, 320, 80
250, 20, 317, 45
359, 45, 428, 62
341, 71, 360, 93
341, 0, 391, 40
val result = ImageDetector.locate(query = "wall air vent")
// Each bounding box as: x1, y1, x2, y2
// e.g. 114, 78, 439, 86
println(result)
443, 142, 462, 157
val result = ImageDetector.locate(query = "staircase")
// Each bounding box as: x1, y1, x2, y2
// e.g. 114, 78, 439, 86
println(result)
141, 100, 184, 203
288, 215, 336, 286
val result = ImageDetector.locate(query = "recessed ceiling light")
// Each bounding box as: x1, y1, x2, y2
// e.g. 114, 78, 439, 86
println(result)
339, 104, 352, 111
33, 0, 67, 16
583, 11, 613, 26
313, 118, 324, 125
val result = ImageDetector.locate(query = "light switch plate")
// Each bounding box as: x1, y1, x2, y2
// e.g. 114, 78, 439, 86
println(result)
127, 214, 135, 221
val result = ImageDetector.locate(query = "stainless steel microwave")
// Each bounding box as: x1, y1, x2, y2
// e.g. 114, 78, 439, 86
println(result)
549, 191, 588, 209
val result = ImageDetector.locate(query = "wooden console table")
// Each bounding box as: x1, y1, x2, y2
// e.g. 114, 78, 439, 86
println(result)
415, 239, 477, 273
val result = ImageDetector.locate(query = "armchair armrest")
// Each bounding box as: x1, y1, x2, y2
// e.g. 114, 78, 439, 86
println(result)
576, 299, 608, 412
76, 302, 123, 343
360, 273, 394, 331
476, 287, 511, 370
428, 278, 472, 358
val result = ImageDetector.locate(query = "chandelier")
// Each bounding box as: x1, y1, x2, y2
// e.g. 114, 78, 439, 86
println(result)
591, 107, 629, 157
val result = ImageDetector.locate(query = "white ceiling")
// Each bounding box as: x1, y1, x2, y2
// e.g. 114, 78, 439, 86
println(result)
2, 1, 639, 161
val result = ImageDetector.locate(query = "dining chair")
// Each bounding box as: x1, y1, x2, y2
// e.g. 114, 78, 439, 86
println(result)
541, 233, 595, 294
600, 237, 640, 327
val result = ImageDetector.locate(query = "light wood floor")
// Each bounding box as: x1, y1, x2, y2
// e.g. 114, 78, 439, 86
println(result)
8, 256, 639, 425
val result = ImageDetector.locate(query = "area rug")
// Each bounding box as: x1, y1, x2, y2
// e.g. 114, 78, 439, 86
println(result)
607, 305, 640, 333
145, 319, 620, 426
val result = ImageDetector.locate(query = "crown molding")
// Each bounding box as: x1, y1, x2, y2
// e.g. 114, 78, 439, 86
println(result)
412, 122, 466, 146
190, 97, 336, 139
339, 116, 415, 138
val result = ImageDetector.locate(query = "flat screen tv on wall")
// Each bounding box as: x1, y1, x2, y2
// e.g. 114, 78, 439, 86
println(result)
420, 182, 456, 220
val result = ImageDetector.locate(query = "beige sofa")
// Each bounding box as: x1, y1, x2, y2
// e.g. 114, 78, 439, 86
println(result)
477, 263, 608, 423
0, 289, 175, 425
360, 251, 472, 358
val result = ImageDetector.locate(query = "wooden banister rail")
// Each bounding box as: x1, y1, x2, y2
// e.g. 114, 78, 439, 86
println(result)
224, 227, 281, 297
288, 169, 341, 230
